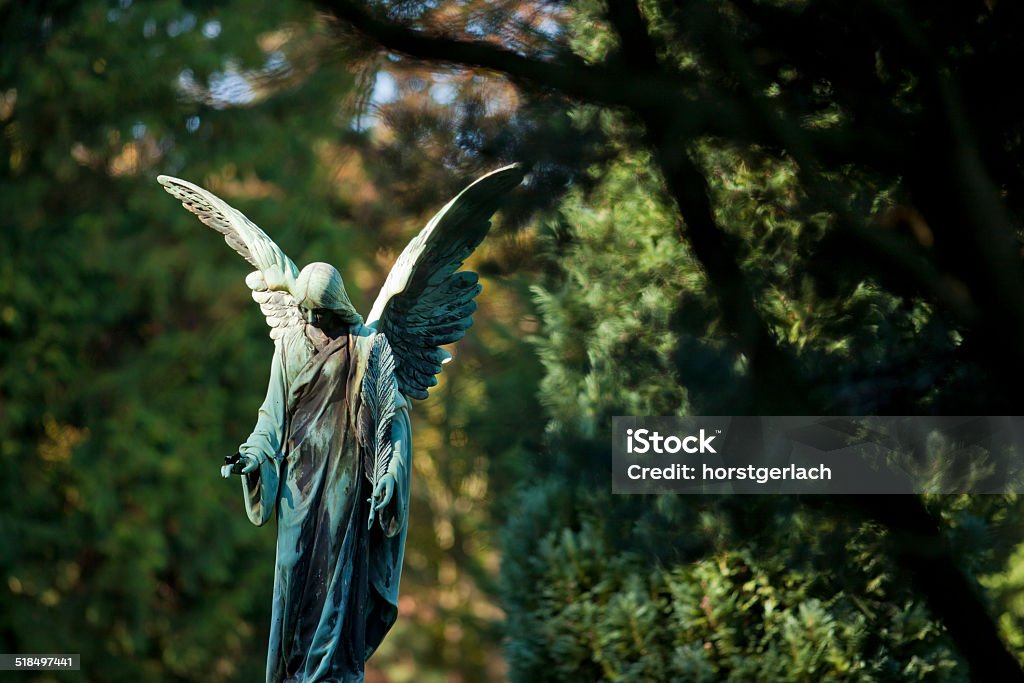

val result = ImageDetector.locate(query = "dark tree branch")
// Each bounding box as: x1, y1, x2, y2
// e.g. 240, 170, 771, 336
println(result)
603, 0, 811, 412
871, 2, 1024, 407
321, 0, 696, 112
319, 0, 894, 165
605, 0, 659, 70
816, 495, 1024, 683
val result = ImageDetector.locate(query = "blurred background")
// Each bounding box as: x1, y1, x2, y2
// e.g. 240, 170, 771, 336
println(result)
4, 1, 1024, 681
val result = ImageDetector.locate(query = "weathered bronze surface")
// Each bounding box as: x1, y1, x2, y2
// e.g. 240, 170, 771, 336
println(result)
158, 165, 523, 682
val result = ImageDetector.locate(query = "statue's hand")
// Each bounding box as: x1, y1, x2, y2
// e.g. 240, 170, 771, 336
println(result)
371, 473, 396, 514
221, 453, 259, 478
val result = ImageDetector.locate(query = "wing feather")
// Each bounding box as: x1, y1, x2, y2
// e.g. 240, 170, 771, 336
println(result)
253, 289, 304, 340
367, 164, 524, 399
157, 175, 300, 281
158, 175, 303, 338
359, 334, 398, 528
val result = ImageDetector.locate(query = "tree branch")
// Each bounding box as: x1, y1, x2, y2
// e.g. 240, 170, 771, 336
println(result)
817, 495, 1024, 683
603, 0, 810, 411
320, 1, 900, 167
318, 3, 1024, 676
605, 0, 659, 70
321, 0, 697, 113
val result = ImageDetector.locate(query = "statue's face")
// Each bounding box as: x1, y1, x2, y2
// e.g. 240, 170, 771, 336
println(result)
297, 304, 342, 331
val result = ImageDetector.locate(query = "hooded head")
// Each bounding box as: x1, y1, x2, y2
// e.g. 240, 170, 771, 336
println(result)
294, 262, 362, 325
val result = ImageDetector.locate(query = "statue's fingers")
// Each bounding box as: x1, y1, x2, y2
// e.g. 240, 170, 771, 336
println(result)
242, 457, 258, 473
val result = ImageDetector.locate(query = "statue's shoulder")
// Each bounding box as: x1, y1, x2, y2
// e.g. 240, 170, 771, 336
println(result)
348, 324, 378, 356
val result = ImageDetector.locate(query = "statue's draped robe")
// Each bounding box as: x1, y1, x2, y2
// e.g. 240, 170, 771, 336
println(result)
238, 324, 411, 683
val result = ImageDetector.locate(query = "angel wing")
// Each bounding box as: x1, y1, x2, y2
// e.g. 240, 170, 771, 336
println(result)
366, 164, 524, 400
157, 175, 303, 338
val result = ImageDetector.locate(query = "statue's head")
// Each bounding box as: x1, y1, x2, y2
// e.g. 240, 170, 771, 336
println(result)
295, 262, 362, 325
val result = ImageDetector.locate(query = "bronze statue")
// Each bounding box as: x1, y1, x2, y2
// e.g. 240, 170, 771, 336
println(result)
158, 165, 523, 682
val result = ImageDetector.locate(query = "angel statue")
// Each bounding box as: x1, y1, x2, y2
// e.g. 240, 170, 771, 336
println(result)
157, 164, 523, 683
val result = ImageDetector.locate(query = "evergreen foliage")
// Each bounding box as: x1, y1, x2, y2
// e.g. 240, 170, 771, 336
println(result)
0, 2, 363, 679
1, 2, 542, 680
502, 145, 982, 681
8, 0, 1024, 681
477, 2, 1024, 678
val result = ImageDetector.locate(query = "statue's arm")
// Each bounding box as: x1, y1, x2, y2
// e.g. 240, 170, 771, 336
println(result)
237, 339, 289, 526
240, 340, 288, 463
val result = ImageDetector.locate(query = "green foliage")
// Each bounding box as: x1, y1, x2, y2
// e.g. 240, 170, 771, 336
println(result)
0, 2, 359, 680
8, 0, 1024, 680
506, 489, 963, 682
2, 3, 545, 680
532, 152, 695, 436
500, 45, 1021, 680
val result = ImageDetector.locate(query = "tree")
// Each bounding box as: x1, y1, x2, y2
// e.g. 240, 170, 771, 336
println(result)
320, 0, 1024, 680
1, 0, 549, 678
0, 2, 370, 679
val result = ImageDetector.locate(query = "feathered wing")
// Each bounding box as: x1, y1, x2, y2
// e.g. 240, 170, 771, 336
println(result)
157, 175, 303, 337
251, 289, 304, 341
366, 164, 525, 400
